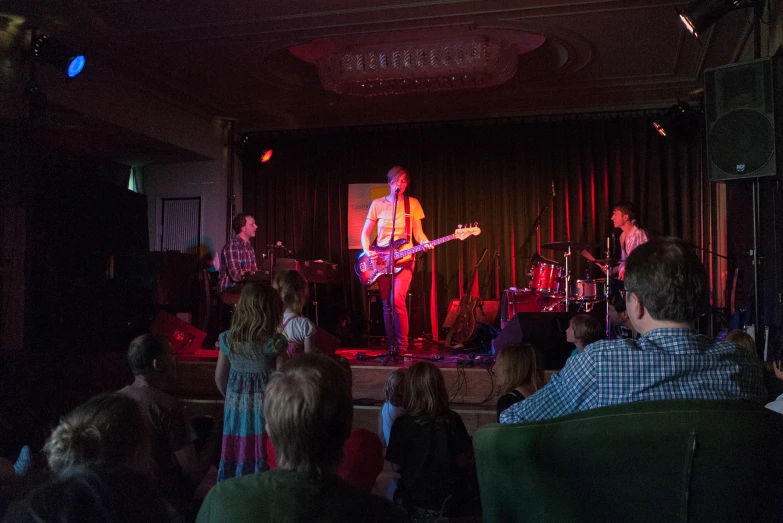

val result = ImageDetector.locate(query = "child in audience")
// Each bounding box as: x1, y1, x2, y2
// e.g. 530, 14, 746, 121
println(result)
273, 269, 317, 356
378, 368, 406, 447
494, 343, 545, 421
215, 283, 288, 481
567, 313, 604, 356
725, 329, 756, 355
196, 354, 406, 522
265, 355, 385, 493
386, 361, 477, 521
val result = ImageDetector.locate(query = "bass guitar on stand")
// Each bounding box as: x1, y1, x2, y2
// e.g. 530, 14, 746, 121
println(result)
445, 247, 488, 348
354, 224, 481, 287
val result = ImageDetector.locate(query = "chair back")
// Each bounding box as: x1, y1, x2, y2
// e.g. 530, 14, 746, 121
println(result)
474, 400, 783, 523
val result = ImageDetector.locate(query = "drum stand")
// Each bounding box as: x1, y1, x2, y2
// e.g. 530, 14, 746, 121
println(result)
564, 245, 571, 310
602, 260, 611, 338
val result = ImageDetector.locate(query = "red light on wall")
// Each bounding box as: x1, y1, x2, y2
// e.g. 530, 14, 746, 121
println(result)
260, 149, 273, 163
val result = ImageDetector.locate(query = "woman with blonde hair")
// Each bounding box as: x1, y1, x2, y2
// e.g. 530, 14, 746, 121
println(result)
215, 283, 288, 481
272, 269, 317, 356
494, 343, 545, 421
385, 362, 476, 521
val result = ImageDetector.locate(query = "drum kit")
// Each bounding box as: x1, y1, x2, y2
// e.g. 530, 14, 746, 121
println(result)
500, 241, 620, 330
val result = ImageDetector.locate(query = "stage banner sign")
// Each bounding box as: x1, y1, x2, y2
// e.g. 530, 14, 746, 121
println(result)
347, 183, 388, 249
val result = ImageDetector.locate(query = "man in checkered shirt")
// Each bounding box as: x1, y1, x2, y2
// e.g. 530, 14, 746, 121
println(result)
218, 213, 259, 300
499, 236, 766, 424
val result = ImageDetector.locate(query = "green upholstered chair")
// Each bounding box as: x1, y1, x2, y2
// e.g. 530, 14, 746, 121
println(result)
474, 400, 783, 523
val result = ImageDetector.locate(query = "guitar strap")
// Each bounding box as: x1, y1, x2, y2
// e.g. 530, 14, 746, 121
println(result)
404, 195, 411, 243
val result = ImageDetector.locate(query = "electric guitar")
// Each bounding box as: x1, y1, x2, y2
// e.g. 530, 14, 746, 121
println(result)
354, 224, 481, 287
445, 247, 488, 347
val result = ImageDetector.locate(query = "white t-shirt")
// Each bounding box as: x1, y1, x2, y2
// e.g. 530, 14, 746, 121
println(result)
282, 312, 317, 354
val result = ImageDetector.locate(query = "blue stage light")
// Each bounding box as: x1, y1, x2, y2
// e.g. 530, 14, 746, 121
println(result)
33, 34, 86, 79
67, 55, 86, 77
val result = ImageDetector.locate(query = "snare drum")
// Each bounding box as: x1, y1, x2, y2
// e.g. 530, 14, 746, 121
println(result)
529, 262, 566, 297
573, 279, 606, 301
501, 288, 544, 328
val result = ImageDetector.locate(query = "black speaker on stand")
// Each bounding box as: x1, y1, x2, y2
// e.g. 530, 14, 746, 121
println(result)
705, 57, 783, 182
704, 57, 782, 355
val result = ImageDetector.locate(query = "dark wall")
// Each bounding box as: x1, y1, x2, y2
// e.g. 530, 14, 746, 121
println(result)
0, 123, 149, 353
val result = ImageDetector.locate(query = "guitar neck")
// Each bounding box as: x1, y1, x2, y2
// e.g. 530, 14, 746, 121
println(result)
394, 234, 455, 260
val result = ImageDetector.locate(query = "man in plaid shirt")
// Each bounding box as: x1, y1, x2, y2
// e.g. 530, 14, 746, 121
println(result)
499, 236, 766, 424
218, 213, 259, 297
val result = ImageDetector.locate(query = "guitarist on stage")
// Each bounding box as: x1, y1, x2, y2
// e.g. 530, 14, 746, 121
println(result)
360, 166, 432, 352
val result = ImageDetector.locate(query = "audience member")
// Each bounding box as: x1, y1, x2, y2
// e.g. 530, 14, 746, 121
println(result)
215, 283, 289, 481
273, 269, 317, 356
386, 362, 477, 521
493, 343, 545, 421
567, 314, 604, 356
43, 393, 151, 475
265, 354, 385, 493
725, 329, 756, 356
197, 354, 406, 522
608, 292, 637, 339
2, 464, 178, 523
500, 236, 766, 424
765, 354, 783, 414
378, 368, 406, 447
118, 334, 204, 500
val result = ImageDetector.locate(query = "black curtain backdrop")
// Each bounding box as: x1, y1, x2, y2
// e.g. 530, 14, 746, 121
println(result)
243, 114, 716, 339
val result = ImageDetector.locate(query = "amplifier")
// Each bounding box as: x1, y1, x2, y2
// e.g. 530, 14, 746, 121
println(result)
275, 258, 340, 284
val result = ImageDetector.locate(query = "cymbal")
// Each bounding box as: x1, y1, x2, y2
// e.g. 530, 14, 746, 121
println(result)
541, 241, 598, 251
591, 257, 621, 266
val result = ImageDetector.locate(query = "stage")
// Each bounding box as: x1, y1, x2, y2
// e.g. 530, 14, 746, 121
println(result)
174, 337, 519, 435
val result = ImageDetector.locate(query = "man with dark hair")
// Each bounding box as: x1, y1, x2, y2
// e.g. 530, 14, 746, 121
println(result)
611, 201, 648, 280
218, 212, 258, 295
118, 334, 202, 501
196, 354, 406, 522
500, 237, 765, 424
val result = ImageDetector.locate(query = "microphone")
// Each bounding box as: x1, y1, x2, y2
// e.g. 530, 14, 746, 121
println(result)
551, 180, 555, 197
395, 187, 401, 193
275, 241, 294, 255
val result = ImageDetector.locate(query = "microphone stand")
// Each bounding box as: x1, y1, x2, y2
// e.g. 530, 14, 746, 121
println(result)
520, 185, 555, 267
383, 188, 401, 364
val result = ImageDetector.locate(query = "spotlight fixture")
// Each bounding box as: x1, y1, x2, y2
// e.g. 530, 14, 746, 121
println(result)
260, 149, 273, 163
33, 34, 86, 78
677, 0, 761, 38
653, 101, 695, 137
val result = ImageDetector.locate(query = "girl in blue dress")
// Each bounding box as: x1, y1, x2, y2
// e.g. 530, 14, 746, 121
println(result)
215, 283, 288, 481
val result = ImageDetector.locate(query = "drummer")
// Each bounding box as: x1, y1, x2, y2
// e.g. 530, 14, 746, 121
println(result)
611, 201, 648, 280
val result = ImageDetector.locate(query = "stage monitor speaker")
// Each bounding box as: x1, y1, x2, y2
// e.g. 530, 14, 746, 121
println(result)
493, 311, 604, 370
705, 57, 783, 181
151, 310, 207, 355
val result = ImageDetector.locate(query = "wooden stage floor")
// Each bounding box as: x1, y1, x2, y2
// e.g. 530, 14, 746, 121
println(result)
176, 337, 503, 435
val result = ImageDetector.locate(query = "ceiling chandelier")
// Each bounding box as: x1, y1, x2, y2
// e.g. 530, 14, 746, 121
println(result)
289, 29, 545, 96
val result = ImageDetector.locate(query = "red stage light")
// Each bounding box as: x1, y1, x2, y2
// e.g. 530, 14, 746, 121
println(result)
260, 149, 273, 163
